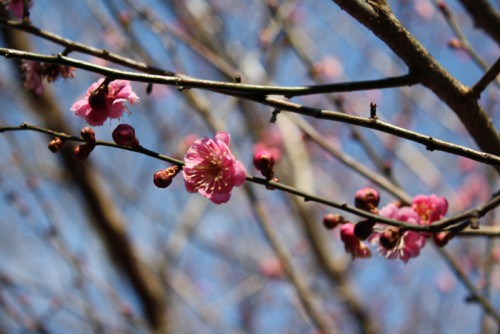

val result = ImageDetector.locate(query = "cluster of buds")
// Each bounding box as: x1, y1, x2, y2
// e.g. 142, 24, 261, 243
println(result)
112, 124, 139, 148
74, 127, 96, 161
153, 165, 180, 188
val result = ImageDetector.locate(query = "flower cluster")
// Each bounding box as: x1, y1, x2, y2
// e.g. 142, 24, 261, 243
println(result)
182, 131, 246, 204
71, 79, 139, 126
334, 188, 449, 263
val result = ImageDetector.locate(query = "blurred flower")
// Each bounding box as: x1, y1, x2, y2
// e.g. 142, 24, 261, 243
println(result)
21, 61, 44, 95
370, 203, 426, 263
259, 257, 285, 279
312, 56, 344, 81
340, 223, 371, 259
182, 131, 246, 204
70, 79, 139, 126
6, 0, 32, 18
21, 61, 74, 96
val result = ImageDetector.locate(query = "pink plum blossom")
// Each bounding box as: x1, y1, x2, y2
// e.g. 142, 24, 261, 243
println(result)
70, 79, 139, 126
182, 131, 247, 204
6, 0, 32, 19
412, 194, 448, 224
370, 203, 426, 263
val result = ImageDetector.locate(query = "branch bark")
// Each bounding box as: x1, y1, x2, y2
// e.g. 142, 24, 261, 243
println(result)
329, 0, 500, 159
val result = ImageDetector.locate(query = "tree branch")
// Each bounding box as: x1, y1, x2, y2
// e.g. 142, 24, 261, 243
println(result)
330, 0, 500, 160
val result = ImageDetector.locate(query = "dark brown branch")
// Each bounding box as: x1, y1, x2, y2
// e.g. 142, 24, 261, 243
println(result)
473, 57, 500, 96
458, 0, 500, 45
258, 96, 500, 167
330, 0, 500, 163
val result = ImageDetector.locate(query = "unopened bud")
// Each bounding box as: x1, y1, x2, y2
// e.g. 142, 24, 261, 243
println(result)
73, 143, 95, 161
354, 187, 380, 213
253, 149, 275, 179
153, 165, 180, 188
433, 231, 453, 248
81, 127, 96, 144
354, 220, 375, 240
112, 124, 139, 147
448, 38, 462, 49
48, 137, 63, 153
322, 213, 344, 230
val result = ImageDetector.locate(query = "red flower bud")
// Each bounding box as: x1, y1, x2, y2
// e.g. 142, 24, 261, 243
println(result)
433, 231, 453, 248
153, 165, 180, 188
73, 143, 95, 161
354, 187, 380, 213
48, 137, 63, 153
322, 213, 344, 230
112, 124, 138, 147
253, 149, 275, 179
81, 127, 96, 144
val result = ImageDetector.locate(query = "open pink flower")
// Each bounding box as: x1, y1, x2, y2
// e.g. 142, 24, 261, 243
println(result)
182, 131, 246, 204
6, 0, 32, 18
370, 203, 426, 263
412, 194, 448, 224
70, 79, 139, 126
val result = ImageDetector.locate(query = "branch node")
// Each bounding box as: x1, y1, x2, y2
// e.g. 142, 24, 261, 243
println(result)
426, 137, 435, 151
370, 102, 377, 118
270, 109, 281, 123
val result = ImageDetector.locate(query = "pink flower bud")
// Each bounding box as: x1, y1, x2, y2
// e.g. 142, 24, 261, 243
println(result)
354, 187, 380, 213
322, 213, 344, 230
48, 137, 63, 153
81, 127, 96, 144
73, 143, 95, 161
112, 124, 138, 147
153, 166, 180, 188
253, 149, 275, 179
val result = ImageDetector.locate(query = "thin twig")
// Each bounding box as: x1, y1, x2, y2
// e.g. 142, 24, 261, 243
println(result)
2, 122, 499, 234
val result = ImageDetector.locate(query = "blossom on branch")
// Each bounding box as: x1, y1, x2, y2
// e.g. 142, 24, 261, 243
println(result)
70, 79, 139, 126
412, 194, 448, 225
182, 131, 246, 204
370, 194, 448, 263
